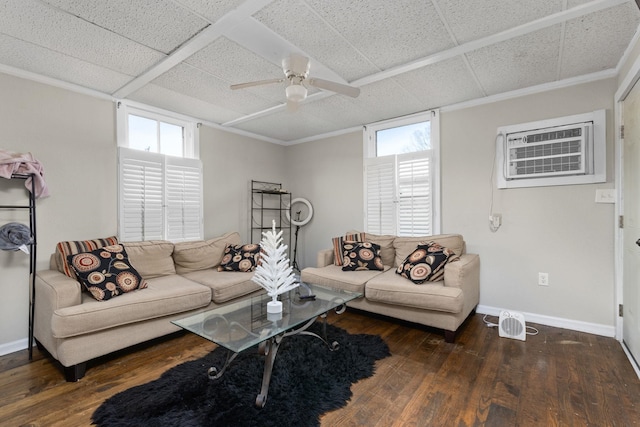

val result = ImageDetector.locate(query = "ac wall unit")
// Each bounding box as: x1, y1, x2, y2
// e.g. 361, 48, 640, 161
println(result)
498, 310, 526, 341
496, 110, 606, 189
505, 122, 592, 180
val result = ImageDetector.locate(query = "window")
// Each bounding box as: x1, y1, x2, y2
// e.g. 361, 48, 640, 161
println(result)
364, 111, 440, 236
116, 102, 202, 242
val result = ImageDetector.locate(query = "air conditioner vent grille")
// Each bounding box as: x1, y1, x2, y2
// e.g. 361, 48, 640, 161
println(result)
526, 127, 583, 143
505, 123, 591, 180
512, 139, 582, 159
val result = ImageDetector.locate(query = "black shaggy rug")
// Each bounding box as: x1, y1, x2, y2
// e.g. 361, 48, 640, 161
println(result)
92, 323, 390, 427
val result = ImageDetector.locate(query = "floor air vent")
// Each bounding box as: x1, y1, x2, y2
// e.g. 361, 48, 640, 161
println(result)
499, 310, 526, 341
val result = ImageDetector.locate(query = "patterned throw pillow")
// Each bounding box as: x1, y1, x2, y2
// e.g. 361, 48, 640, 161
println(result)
56, 236, 119, 279
217, 243, 261, 272
332, 232, 365, 266
67, 244, 147, 301
396, 241, 457, 284
342, 241, 384, 271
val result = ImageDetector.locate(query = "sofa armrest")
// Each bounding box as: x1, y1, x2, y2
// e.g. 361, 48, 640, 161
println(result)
34, 269, 83, 355
35, 269, 83, 310
317, 249, 334, 267
444, 254, 479, 288
444, 253, 480, 317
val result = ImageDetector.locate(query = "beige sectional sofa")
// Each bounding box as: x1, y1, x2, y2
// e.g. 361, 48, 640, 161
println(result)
34, 232, 263, 381
300, 233, 479, 342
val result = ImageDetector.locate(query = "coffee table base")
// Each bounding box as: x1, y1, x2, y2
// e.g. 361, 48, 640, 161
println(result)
208, 313, 340, 408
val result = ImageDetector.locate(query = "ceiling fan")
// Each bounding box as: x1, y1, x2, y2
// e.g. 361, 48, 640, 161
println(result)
230, 54, 360, 110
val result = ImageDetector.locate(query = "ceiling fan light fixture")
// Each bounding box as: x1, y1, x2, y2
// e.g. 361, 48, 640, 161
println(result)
286, 84, 307, 102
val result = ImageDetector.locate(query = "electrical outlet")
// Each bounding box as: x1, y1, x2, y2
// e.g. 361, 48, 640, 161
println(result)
538, 272, 549, 286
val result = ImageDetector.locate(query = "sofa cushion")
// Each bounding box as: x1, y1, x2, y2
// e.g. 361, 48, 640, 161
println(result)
122, 241, 176, 279
332, 232, 365, 266
396, 241, 457, 284
342, 242, 384, 272
364, 232, 396, 266
365, 269, 463, 313
218, 243, 261, 272
394, 234, 464, 267
55, 236, 118, 279
181, 270, 261, 303
50, 275, 211, 338
301, 265, 388, 294
173, 232, 241, 274
68, 245, 147, 301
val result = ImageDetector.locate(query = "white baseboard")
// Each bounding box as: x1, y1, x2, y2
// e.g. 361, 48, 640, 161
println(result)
621, 342, 640, 379
476, 305, 616, 338
0, 338, 28, 356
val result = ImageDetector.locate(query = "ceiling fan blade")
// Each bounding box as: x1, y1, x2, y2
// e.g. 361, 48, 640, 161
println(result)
308, 78, 360, 98
230, 78, 284, 90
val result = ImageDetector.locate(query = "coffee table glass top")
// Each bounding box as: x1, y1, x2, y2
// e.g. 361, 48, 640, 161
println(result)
172, 283, 361, 353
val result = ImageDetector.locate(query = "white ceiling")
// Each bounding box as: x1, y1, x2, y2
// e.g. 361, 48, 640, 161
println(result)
0, 0, 638, 144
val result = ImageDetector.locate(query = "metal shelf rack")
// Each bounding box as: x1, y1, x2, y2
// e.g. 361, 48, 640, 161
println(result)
250, 180, 291, 257
0, 173, 37, 360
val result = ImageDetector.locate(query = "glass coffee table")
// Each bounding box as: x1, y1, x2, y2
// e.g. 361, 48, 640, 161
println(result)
172, 283, 362, 407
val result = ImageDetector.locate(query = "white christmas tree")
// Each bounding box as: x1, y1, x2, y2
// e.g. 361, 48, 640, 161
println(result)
252, 220, 299, 313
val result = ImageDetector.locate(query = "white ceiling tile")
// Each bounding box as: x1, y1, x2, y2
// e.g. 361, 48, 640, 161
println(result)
174, 0, 247, 23
560, 2, 640, 78
304, 0, 456, 70
348, 78, 426, 123
0, 0, 164, 76
185, 37, 283, 87
233, 109, 334, 141
151, 63, 280, 115
40, 0, 209, 54
129, 83, 242, 124
0, 33, 132, 93
435, 0, 562, 44
466, 26, 562, 95
253, 0, 379, 81
393, 56, 485, 108
299, 95, 373, 130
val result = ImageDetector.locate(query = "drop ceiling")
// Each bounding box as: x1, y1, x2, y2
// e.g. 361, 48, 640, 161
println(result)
0, 0, 638, 144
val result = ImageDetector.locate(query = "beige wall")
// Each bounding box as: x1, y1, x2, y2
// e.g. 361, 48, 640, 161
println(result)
199, 126, 288, 241
0, 72, 284, 350
287, 78, 618, 328
442, 78, 617, 326
0, 70, 621, 350
284, 131, 364, 267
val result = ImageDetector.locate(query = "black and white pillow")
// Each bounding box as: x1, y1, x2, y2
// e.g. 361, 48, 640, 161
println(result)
68, 244, 147, 301
341, 241, 384, 271
396, 241, 457, 284
217, 243, 261, 272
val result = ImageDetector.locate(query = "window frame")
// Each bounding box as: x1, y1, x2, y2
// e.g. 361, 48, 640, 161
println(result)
116, 101, 203, 243
363, 110, 441, 236
116, 100, 199, 159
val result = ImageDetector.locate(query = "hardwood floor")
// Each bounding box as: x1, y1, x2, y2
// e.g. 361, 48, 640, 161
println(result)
1, 311, 639, 426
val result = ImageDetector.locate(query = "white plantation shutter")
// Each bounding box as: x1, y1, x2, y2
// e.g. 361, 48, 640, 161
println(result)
119, 149, 164, 241
119, 147, 202, 242
165, 157, 203, 242
397, 152, 431, 236
365, 156, 396, 235
364, 110, 439, 237
365, 152, 433, 237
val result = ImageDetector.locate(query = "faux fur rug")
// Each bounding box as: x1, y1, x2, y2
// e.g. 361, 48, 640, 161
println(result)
92, 323, 390, 427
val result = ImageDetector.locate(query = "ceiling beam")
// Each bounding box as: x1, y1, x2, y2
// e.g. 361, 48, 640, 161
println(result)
112, 0, 275, 99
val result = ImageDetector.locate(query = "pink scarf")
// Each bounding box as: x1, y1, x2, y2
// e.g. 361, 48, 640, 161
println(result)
0, 150, 50, 198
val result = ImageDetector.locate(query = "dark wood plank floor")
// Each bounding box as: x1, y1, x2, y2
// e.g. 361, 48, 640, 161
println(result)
1, 311, 639, 426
